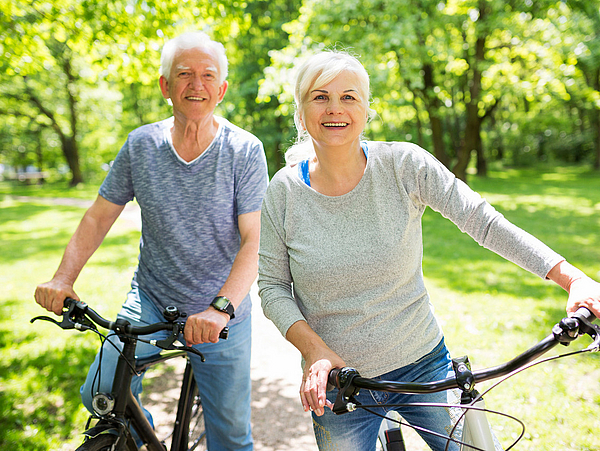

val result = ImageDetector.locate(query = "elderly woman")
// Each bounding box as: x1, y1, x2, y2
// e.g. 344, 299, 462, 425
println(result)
257, 50, 600, 451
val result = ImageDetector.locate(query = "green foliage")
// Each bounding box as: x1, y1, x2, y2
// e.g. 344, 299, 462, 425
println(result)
1, 0, 599, 181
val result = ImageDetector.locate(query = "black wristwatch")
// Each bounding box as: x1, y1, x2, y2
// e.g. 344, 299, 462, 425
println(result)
210, 296, 235, 319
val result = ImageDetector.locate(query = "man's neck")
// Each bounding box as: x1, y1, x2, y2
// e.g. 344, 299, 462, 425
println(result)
170, 114, 219, 162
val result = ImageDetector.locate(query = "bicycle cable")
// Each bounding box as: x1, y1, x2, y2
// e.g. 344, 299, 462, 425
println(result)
83, 328, 147, 405
353, 400, 522, 451
446, 346, 593, 451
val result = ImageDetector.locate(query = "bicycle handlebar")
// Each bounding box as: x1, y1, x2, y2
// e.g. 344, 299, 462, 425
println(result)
31, 298, 229, 360
328, 307, 599, 414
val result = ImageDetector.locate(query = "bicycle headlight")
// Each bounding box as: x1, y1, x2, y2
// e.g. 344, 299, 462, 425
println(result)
92, 393, 115, 415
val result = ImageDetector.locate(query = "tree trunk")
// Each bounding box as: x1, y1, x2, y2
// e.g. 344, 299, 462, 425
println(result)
62, 135, 83, 186
422, 63, 450, 168
594, 67, 600, 170
453, 4, 488, 184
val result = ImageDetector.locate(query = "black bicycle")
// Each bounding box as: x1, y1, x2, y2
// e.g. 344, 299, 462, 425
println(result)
328, 307, 600, 451
31, 297, 228, 451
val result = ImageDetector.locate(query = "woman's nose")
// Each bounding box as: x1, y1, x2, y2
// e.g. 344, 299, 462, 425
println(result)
326, 98, 343, 114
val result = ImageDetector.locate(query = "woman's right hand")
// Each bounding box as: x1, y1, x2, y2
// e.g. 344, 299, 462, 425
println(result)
285, 320, 346, 415
300, 349, 346, 416
34, 278, 79, 315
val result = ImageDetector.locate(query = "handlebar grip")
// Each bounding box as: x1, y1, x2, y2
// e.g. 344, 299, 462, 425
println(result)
219, 327, 229, 339
572, 306, 597, 322
328, 368, 341, 388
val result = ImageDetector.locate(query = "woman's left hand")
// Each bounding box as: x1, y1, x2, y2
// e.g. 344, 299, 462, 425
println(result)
566, 276, 600, 319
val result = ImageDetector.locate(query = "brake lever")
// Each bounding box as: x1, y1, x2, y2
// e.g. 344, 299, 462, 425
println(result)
150, 325, 229, 362
332, 367, 361, 415
582, 321, 600, 352
30, 300, 96, 331
150, 329, 207, 362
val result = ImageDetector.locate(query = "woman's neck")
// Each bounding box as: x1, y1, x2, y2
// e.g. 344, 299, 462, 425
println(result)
309, 140, 366, 196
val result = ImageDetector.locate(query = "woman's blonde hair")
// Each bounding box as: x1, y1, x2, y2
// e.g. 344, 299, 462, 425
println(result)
285, 50, 376, 165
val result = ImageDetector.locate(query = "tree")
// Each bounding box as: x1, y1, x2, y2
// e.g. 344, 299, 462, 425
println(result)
562, 0, 600, 170
261, 0, 593, 182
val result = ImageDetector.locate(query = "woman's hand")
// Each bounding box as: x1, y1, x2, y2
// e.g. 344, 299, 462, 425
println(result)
548, 260, 600, 318
300, 349, 346, 416
285, 320, 346, 416
566, 277, 600, 319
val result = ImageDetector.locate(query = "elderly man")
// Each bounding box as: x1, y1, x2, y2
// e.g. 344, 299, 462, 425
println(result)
35, 31, 268, 450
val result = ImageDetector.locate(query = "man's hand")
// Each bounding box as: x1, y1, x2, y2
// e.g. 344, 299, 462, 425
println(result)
34, 279, 78, 316
184, 307, 230, 345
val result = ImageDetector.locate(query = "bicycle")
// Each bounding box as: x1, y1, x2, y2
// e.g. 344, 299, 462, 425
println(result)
31, 297, 228, 451
327, 307, 600, 451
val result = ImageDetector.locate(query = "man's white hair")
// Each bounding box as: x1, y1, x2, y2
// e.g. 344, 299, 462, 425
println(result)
160, 31, 228, 83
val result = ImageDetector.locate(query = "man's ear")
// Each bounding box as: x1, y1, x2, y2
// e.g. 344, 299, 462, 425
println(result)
217, 80, 228, 103
159, 76, 170, 99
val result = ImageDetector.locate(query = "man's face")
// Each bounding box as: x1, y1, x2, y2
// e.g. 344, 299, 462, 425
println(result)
159, 47, 228, 121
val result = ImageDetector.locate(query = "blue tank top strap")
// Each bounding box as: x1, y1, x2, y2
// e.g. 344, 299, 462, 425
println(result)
298, 158, 311, 187
297, 142, 368, 187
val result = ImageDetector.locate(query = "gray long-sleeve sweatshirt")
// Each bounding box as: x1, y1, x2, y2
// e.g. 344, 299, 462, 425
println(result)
258, 141, 564, 377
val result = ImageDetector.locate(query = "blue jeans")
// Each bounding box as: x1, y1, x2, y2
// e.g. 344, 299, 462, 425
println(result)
313, 339, 461, 451
80, 287, 253, 450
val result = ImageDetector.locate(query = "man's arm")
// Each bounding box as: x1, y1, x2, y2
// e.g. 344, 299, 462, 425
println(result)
34, 195, 125, 315
184, 210, 261, 344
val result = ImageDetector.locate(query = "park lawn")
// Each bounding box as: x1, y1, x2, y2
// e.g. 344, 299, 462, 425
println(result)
0, 186, 140, 450
1, 165, 599, 450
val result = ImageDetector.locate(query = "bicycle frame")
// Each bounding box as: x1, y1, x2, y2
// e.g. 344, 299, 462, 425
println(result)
459, 399, 497, 451
84, 333, 199, 451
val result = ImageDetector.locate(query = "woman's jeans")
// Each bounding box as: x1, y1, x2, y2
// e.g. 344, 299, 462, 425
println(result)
80, 287, 253, 450
313, 339, 461, 451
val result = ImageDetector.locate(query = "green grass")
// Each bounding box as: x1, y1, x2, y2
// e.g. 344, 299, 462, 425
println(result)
423, 165, 600, 450
0, 187, 140, 450
1, 167, 600, 450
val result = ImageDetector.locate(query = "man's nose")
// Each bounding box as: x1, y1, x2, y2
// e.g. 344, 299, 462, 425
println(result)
191, 74, 205, 89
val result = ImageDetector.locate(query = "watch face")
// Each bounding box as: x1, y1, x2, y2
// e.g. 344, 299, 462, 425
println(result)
212, 296, 229, 309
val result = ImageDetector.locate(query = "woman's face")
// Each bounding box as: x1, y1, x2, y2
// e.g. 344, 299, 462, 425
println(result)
300, 71, 368, 151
